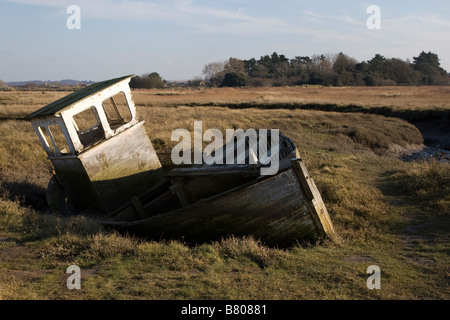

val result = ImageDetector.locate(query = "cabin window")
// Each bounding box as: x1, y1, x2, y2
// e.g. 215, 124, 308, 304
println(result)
39, 126, 56, 154
48, 124, 70, 155
102, 91, 133, 130
38, 124, 71, 156
73, 106, 105, 147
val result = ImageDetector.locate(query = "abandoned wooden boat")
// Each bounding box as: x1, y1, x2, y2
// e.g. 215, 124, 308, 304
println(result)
24, 75, 336, 247
105, 158, 336, 247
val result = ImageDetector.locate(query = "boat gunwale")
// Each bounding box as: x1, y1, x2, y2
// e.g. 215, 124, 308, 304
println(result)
102, 158, 334, 241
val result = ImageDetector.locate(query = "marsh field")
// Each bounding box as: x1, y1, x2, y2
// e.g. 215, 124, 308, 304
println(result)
0, 85, 449, 300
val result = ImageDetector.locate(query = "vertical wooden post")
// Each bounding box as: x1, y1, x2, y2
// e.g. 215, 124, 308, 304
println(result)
291, 159, 337, 239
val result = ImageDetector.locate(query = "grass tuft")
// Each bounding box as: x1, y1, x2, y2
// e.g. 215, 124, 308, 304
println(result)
392, 160, 450, 215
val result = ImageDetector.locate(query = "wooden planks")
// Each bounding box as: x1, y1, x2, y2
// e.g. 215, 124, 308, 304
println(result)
291, 159, 336, 239
167, 164, 261, 177
105, 167, 319, 247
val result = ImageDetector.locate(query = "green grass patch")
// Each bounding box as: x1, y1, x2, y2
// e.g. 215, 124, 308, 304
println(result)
1, 147, 449, 299
0, 91, 448, 300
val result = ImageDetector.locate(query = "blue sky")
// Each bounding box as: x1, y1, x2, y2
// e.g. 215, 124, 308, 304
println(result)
0, 0, 449, 82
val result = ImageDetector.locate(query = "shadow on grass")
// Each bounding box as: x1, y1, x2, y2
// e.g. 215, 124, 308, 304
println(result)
0, 181, 48, 212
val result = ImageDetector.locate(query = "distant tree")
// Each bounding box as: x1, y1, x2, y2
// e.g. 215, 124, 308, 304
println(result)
245, 58, 269, 79
256, 52, 281, 79
311, 54, 326, 68
202, 61, 227, 86
355, 61, 369, 73
146, 72, 165, 88
413, 51, 448, 85
130, 72, 165, 89
279, 54, 289, 63
271, 52, 280, 64
333, 53, 357, 73
255, 52, 291, 82
305, 54, 337, 86
186, 76, 205, 87
244, 58, 257, 76
288, 56, 313, 84
333, 53, 358, 86
129, 76, 142, 88
308, 72, 324, 85
296, 56, 313, 66
355, 61, 370, 85
224, 58, 246, 74
385, 58, 418, 85
201, 50, 448, 88
413, 51, 441, 69
220, 72, 247, 87
368, 54, 386, 72
362, 54, 391, 85
273, 60, 290, 82
256, 54, 273, 78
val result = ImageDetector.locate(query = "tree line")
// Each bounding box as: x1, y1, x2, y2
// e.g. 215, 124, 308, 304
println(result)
1, 51, 448, 90
129, 72, 166, 89
201, 51, 449, 88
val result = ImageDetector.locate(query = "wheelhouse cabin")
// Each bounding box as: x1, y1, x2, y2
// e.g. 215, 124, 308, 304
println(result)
25, 75, 165, 214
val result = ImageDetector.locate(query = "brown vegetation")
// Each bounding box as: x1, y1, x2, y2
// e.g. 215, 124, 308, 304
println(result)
131, 86, 450, 110
0, 86, 448, 300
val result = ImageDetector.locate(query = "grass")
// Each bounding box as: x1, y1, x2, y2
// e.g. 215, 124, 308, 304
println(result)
391, 160, 450, 215
1, 85, 449, 115
130, 86, 450, 110
0, 86, 449, 300
137, 106, 424, 157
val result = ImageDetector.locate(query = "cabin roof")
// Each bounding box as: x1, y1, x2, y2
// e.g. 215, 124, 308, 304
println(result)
24, 74, 134, 120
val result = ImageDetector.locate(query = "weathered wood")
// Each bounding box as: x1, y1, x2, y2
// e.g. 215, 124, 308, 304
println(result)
26, 75, 337, 247
49, 122, 165, 214
291, 159, 336, 238
291, 159, 315, 201
167, 164, 261, 177
104, 166, 326, 247
27, 75, 138, 155
131, 196, 146, 220
169, 177, 190, 207
24, 75, 134, 120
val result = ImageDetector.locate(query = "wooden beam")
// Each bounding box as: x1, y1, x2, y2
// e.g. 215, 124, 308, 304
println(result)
291, 158, 337, 239
291, 159, 315, 201
166, 164, 261, 177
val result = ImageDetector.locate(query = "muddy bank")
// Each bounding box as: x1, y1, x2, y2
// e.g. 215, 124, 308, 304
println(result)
401, 146, 450, 162
414, 122, 450, 150
400, 122, 450, 162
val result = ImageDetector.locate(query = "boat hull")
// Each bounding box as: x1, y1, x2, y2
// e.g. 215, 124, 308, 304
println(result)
103, 159, 335, 248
